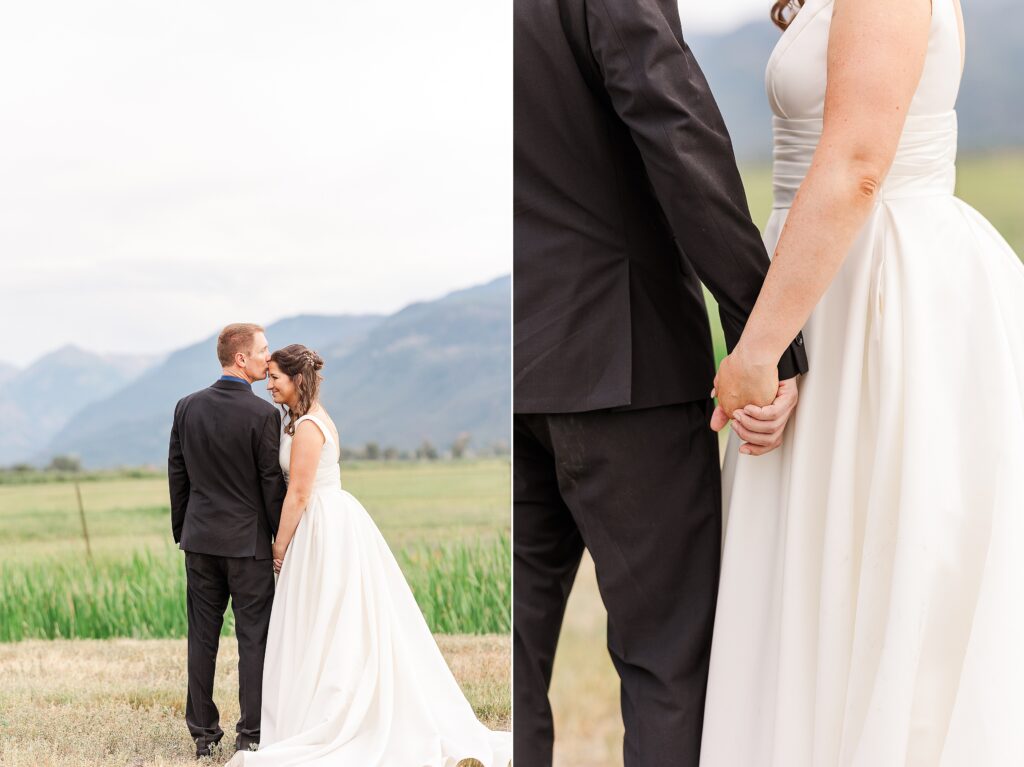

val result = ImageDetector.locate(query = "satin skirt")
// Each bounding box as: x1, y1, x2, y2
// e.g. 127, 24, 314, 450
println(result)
232, 485, 511, 767
700, 190, 1024, 766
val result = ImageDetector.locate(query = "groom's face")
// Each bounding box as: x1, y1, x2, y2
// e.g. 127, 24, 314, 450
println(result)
240, 332, 271, 381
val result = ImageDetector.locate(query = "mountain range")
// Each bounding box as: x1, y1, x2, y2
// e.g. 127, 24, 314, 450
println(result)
0, 348, 161, 467
6, 276, 510, 469
688, 0, 1022, 161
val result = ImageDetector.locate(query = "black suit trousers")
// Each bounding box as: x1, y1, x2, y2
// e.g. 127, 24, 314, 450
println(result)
514, 400, 722, 767
184, 552, 275, 751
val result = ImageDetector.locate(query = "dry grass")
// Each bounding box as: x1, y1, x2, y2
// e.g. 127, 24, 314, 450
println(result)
0, 635, 510, 766
549, 554, 623, 767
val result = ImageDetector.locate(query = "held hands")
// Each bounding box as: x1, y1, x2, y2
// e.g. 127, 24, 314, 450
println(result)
711, 346, 779, 422
728, 377, 799, 456
710, 347, 800, 456
272, 539, 289, 574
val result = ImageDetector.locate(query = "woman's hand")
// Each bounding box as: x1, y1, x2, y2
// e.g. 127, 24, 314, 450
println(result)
710, 346, 779, 431
272, 539, 289, 573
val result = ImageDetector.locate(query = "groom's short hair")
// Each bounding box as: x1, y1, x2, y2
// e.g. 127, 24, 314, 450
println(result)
217, 323, 265, 367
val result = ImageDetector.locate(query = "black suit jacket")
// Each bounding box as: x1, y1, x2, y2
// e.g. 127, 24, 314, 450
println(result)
168, 379, 286, 560
514, 0, 808, 413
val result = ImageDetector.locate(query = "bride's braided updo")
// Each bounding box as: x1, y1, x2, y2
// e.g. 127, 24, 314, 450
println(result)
771, 0, 805, 30
270, 344, 325, 435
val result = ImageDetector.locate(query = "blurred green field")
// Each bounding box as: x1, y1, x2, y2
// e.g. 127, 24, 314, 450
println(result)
0, 460, 510, 563
0, 460, 511, 640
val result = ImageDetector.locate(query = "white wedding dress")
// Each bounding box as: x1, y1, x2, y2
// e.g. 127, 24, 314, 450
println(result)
228, 414, 511, 767
701, 1, 1024, 765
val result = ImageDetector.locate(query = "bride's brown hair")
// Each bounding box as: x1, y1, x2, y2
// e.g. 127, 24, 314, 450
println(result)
771, 0, 806, 30
271, 344, 325, 436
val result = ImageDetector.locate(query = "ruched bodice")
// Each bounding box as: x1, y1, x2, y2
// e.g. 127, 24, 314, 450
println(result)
772, 111, 958, 208
766, 0, 964, 209
279, 414, 341, 492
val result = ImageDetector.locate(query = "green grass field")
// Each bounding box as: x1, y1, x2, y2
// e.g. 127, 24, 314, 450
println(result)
0, 460, 510, 562
0, 460, 511, 764
0, 460, 511, 639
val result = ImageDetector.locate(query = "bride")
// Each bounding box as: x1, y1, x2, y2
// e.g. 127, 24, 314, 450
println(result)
701, 0, 1024, 764
227, 344, 511, 767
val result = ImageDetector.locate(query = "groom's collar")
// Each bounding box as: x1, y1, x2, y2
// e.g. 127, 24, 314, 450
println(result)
212, 377, 252, 392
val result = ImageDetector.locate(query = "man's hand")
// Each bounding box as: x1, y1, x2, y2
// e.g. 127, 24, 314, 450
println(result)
710, 347, 780, 432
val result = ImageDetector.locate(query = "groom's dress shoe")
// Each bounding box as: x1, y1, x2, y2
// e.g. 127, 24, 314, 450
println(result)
195, 738, 222, 759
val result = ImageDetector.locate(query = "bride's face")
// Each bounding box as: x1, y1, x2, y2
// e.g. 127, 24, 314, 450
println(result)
266, 360, 298, 407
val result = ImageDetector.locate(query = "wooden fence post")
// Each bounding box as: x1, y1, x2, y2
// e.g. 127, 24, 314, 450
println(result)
74, 481, 94, 563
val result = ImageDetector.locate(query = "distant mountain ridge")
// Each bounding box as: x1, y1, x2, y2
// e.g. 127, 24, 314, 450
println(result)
40, 315, 385, 468
318, 277, 510, 451
13, 276, 510, 468
688, 0, 1023, 161
0, 347, 160, 466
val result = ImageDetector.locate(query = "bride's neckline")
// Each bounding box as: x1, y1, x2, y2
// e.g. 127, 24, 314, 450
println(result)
767, 0, 965, 77
765, 0, 829, 76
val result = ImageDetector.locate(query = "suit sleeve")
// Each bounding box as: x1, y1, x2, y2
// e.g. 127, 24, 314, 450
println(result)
168, 401, 189, 543
585, 0, 808, 378
257, 410, 287, 536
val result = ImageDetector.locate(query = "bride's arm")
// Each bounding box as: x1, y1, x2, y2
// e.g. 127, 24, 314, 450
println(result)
272, 421, 325, 563
714, 0, 932, 418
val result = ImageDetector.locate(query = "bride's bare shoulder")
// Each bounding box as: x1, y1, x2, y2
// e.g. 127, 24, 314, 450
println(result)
309, 405, 340, 443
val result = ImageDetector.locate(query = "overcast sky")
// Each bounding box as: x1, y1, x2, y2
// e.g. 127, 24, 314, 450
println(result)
680, 0, 771, 32
1, 1, 766, 367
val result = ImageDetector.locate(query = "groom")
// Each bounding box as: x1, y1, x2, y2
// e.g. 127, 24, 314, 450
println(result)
168, 322, 286, 758
514, 0, 808, 765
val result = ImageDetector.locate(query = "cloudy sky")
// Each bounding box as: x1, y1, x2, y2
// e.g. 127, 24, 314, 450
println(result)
681, 0, 773, 32
1, 1, 766, 367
